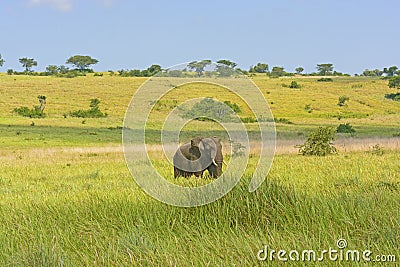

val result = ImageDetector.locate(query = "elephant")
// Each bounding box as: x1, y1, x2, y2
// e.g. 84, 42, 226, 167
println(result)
173, 136, 223, 178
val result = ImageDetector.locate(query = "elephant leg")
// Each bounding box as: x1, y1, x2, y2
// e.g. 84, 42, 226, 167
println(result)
174, 167, 181, 178
207, 163, 222, 178
194, 171, 203, 178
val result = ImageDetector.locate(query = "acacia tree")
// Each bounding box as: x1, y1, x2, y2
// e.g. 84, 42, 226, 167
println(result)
362, 69, 383, 76
0, 54, 4, 67
19, 57, 37, 72
187, 60, 211, 77
250, 62, 269, 73
270, 66, 286, 77
295, 67, 304, 74
216, 59, 237, 68
66, 55, 98, 71
316, 63, 334, 76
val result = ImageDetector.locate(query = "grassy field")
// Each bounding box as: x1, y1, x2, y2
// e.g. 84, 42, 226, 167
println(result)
0, 73, 399, 265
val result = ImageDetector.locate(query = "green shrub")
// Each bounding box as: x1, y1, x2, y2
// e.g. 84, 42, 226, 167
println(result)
182, 98, 238, 122
223, 101, 241, 113
304, 104, 313, 113
275, 118, 293, 124
351, 84, 363, 88
297, 126, 337, 156
240, 117, 257, 123
337, 95, 350, 106
385, 93, 400, 101
370, 144, 384, 155
153, 100, 178, 111
7, 69, 13, 75
388, 76, 400, 89
289, 81, 301, 88
70, 98, 107, 118
13, 95, 46, 118
336, 123, 355, 134
13, 106, 45, 118
317, 78, 333, 82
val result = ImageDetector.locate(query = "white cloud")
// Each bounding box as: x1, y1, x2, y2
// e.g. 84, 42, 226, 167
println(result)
27, 0, 73, 11
26, 0, 116, 12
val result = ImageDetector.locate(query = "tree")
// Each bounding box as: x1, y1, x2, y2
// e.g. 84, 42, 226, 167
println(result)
316, 63, 334, 76
297, 126, 337, 156
0, 54, 4, 67
295, 67, 304, 74
66, 55, 98, 71
388, 76, 400, 89
216, 59, 237, 69
383, 66, 398, 77
58, 65, 69, 74
19, 57, 37, 72
36, 95, 47, 112
362, 69, 383, 76
250, 62, 269, 73
337, 95, 349, 106
216, 64, 235, 77
187, 60, 211, 77
46, 65, 59, 75
270, 66, 286, 77
147, 64, 161, 75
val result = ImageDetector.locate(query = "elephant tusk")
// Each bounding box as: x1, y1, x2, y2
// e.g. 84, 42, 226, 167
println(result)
212, 159, 218, 166
222, 160, 227, 166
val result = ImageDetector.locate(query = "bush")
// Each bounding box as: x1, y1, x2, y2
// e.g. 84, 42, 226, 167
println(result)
13, 106, 45, 118
304, 104, 313, 113
385, 93, 400, 101
223, 101, 241, 113
289, 81, 301, 88
370, 144, 384, 156
240, 117, 257, 123
297, 126, 337, 156
70, 98, 107, 118
7, 69, 13, 75
337, 95, 349, 106
275, 118, 293, 124
317, 78, 333, 82
13, 95, 46, 118
336, 123, 355, 134
388, 76, 400, 89
181, 98, 239, 122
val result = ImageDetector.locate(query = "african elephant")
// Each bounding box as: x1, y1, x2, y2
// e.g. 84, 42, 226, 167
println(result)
173, 136, 223, 178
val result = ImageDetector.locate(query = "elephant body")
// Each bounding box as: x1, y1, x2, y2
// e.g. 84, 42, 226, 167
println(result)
173, 136, 223, 178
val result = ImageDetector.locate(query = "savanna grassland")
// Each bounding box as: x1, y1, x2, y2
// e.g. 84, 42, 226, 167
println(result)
0, 73, 399, 266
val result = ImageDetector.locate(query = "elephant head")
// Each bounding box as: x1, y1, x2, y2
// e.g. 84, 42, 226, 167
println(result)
173, 136, 223, 178
198, 137, 223, 177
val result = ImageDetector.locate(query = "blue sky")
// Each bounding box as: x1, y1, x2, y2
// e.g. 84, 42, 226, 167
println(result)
1, 0, 399, 74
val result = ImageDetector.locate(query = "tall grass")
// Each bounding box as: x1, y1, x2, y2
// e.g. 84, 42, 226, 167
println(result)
0, 148, 398, 265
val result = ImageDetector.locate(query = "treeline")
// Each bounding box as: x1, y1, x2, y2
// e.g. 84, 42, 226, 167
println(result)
0, 53, 399, 78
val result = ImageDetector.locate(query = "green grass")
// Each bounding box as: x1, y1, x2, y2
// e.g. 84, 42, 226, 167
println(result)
0, 74, 399, 265
0, 149, 398, 265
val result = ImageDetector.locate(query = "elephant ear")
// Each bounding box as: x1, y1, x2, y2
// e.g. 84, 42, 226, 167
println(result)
199, 138, 217, 161
191, 136, 203, 148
